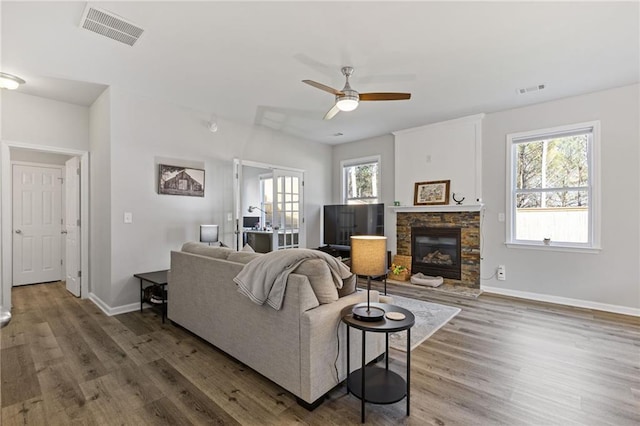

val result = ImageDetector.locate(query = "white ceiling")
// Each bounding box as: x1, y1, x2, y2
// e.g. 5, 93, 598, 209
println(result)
2, 1, 638, 144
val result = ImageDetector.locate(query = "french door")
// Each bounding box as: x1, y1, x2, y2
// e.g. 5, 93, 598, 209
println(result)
233, 160, 305, 251
271, 169, 304, 250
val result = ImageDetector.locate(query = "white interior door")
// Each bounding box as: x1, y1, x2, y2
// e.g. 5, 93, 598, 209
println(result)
64, 157, 81, 297
12, 164, 62, 285
272, 169, 304, 250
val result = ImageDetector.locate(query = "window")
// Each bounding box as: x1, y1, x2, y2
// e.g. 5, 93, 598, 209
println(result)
506, 121, 600, 251
341, 156, 380, 205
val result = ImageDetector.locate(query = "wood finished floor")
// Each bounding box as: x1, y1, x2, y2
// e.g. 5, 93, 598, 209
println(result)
1, 281, 639, 425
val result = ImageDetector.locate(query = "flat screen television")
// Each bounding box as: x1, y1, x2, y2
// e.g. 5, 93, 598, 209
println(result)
323, 203, 384, 249
243, 216, 260, 228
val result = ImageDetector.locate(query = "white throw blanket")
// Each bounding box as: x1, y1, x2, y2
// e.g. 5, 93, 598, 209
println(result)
234, 248, 352, 310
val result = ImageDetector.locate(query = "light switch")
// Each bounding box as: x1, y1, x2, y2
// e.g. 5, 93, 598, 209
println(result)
227, 212, 233, 221
124, 212, 133, 224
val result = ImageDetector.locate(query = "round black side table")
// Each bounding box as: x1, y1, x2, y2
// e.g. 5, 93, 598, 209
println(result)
341, 303, 415, 423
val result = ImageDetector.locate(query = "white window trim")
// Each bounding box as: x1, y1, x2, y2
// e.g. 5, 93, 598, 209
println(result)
505, 120, 601, 253
340, 155, 381, 204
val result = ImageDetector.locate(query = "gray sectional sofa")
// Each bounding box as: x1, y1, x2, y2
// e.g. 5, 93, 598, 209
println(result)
168, 243, 387, 408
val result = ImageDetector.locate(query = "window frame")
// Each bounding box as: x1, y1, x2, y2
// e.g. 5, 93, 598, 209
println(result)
340, 155, 381, 205
259, 173, 273, 227
505, 121, 601, 253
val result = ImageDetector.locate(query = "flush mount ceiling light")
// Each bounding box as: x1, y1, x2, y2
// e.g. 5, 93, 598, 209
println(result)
0, 72, 26, 90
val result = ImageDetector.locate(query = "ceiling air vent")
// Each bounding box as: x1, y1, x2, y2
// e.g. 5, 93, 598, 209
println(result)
79, 4, 144, 46
517, 84, 546, 95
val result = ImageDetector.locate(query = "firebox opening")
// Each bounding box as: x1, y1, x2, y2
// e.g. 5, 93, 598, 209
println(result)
411, 227, 462, 280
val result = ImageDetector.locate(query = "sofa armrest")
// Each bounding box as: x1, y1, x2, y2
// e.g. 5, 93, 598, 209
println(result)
298, 289, 385, 403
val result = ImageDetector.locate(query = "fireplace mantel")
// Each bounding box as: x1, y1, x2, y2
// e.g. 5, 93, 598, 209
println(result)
390, 204, 484, 213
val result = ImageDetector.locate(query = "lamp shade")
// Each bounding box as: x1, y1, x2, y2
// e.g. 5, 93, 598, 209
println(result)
200, 225, 219, 244
350, 235, 387, 276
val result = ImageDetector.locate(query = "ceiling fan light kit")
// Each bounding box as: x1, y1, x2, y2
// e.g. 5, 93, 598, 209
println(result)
302, 66, 411, 120
0, 72, 26, 90
336, 95, 359, 112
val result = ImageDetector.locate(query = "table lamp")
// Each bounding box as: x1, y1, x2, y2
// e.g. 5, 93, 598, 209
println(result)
351, 235, 387, 321
200, 225, 219, 246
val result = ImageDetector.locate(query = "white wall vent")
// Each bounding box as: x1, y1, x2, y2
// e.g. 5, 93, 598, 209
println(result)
517, 84, 546, 95
79, 4, 144, 46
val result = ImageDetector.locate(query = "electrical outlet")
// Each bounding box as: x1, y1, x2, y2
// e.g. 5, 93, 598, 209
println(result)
497, 265, 506, 281
498, 213, 505, 222
124, 212, 133, 224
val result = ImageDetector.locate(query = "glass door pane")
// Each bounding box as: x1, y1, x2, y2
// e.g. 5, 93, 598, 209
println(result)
272, 169, 303, 250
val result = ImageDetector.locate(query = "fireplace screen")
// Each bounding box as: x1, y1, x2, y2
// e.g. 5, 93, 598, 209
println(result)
412, 227, 461, 280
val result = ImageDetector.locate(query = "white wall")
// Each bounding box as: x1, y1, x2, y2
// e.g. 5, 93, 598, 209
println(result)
481, 84, 639, 312
1, 91, 90, 309
393, 114, 483, 206
103, 87, 332, 309
1, 91, 89, 150
89, 88, 112, 304
331, 134, 395, 250
242, 165, 268, 221
2, 87, 332, 312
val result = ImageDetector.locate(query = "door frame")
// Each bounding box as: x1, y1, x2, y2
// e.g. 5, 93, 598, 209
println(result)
1, 141, 89, 309
233, 158, 305, 251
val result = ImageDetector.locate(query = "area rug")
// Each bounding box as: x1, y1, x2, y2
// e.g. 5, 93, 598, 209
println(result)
387, 294, 461, 352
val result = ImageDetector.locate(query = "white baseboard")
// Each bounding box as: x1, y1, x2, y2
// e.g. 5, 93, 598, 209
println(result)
88, 293, 142, 316
481, 286, 640, 317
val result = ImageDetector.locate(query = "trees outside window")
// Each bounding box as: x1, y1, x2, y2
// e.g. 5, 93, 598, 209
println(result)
342, 156, 380, 205
507, 122, 600, 250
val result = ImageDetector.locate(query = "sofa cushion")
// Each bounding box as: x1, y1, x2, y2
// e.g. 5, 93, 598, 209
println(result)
338, 273, 357, 297
181, 242, 234, 259
241, 244, 255, 253
294, 259, 339, 304
227, 251, 263, 264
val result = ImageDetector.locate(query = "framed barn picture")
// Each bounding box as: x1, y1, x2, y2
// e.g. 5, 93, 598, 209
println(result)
414, 180, 450, 205
158, 164, 205, 197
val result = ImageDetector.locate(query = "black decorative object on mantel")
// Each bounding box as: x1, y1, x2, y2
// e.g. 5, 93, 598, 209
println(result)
452, 193, 465, 205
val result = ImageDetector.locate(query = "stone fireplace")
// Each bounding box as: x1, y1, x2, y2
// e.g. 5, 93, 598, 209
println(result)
396, 209, 481, 288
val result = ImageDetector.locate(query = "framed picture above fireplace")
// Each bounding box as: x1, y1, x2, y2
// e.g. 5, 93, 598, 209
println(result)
414, 180, 450, 205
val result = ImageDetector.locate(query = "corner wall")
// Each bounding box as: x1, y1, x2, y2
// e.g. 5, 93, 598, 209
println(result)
331, 134, 395, 250
89, 88, 112, 305
105, 88, 332, 309
1, 90, 91, 308
481, 84, 640, 312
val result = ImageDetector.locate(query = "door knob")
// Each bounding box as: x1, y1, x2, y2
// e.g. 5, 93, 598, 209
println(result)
14, 229, 22, 234
61, 230, 68, 234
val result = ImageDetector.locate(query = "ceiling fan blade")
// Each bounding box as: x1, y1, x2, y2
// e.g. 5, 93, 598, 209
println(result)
323, 104, 340, 120
359, 92, 412, 101
302, 80, 343, 96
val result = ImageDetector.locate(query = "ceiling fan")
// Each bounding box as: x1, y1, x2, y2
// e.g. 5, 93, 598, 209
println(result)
302, 66, 411, 120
